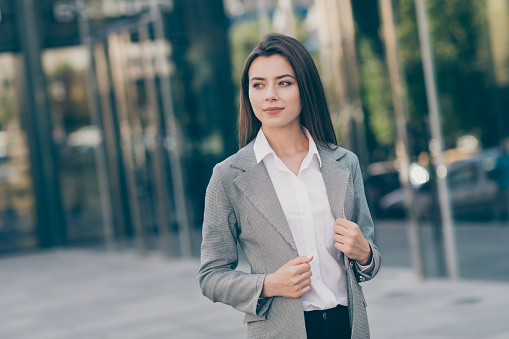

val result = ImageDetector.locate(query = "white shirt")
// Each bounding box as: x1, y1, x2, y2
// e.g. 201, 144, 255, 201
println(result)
253, 128, 348, 311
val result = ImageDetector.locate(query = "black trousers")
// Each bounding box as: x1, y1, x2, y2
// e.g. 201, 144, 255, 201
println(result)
304, 304, 351, 339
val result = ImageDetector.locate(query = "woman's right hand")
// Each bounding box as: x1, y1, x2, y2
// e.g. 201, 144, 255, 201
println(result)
261, 256, 313, 298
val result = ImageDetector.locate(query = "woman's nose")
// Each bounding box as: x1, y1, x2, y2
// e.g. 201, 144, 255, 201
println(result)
265, 85, 278, 101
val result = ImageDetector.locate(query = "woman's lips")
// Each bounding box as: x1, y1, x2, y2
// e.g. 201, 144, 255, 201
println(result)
264, 107, 284, 115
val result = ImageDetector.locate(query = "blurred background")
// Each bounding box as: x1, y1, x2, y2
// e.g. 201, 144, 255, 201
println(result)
1, 0, 509, 337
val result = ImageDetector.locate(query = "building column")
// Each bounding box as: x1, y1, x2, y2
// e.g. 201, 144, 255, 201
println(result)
15, 0, 65, 247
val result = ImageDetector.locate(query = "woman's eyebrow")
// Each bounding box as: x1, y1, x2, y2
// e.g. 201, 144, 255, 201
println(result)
276, 74, 295, 80
250, 76, 265, 82
250, 74, 295, 82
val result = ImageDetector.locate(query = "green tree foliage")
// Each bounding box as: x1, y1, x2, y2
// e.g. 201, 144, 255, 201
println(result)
358, 37, 396, 160
394, 0, 498, 152
355, 0, 500, 161
353, 0, 398, 161
407, 0, 498, 151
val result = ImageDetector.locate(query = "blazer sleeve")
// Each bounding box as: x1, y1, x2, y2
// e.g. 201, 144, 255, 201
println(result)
350, 157, 381, 282
198, 164, 270, 316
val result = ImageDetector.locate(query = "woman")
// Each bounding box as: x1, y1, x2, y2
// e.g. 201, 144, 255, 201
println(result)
199, 33, 381, 339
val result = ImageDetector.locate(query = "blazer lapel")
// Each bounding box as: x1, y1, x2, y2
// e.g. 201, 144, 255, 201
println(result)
232, 144, 298, 252
319, 146, 351, 221
319, 146, 352, 269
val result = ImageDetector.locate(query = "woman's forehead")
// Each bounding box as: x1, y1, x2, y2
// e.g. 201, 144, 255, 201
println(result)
249, 55, 295, 78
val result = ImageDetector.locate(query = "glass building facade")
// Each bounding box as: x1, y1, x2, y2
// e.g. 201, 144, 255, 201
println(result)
0, 0, 235, 256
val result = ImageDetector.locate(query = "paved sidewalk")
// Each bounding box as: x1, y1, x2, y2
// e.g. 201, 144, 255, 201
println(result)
1, 249, 509, 339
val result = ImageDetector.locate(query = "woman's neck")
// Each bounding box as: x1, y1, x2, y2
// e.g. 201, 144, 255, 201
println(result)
262, 124, 309, 158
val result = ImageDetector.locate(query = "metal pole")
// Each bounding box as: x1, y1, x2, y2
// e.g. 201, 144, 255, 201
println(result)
108, 32, 147, 256
379, 0, 425, 279
424, 117, 446, 277
75, 0, 116, 251
93, 43, 128, 251
138, 22, 175, 258
415, 0, 459, 280
150, 0, 193, 257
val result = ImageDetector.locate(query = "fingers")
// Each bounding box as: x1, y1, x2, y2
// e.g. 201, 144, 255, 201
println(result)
293, 285, 311, 298
267, 257, 314, 298
291, 273, 312, 298
335, 217, 356, 228
287, 256, 313, 267
334, 222, 358, 238
289, 269, 312, 285
335, 240, 370, 263
335, 241, 354, 257
292, 260, 312, 277
333, 233, 350, 245
284, 256, 312, 280
298, 269, 313, 282
333, 224, 349, 236
296, 278, 312, 291
333, 234, 354, 257
276, 263, 312, 298
334, 241, 346, 252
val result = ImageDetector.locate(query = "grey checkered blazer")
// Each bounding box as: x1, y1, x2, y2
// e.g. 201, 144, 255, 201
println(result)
199, 140, 381, 338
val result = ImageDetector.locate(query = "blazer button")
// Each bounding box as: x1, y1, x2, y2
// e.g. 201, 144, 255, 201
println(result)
349, 261, 354, 268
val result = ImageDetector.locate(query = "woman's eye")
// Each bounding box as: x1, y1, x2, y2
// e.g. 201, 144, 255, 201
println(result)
252, 83, 264, 88
279, 81, 292, 86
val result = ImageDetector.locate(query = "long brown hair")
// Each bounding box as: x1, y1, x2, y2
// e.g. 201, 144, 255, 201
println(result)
238, 33, 337, 149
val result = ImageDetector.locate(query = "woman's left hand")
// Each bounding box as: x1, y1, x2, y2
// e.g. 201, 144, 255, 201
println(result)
333, 212, 372, 265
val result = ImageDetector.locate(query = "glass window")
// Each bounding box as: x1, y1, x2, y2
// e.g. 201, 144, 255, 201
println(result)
42, 47, 108, 245
448, 163, 478, 189
0, 53, 37, 252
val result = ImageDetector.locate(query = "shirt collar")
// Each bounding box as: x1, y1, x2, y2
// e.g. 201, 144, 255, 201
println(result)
253, 127, 322, 167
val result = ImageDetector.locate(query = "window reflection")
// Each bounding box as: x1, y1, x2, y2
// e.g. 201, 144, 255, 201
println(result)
0, 53, 37, 251
42, 47, 106, 244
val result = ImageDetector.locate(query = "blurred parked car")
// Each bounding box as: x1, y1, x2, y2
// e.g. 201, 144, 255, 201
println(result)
364, 163, 401, 218
378, 148, 509, 221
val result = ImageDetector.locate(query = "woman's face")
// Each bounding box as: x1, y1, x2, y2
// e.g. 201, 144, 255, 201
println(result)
248, 54, 302, 130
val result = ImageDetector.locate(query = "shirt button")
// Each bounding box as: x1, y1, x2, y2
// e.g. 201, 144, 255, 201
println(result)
304, 212, 311, 218
316, 274, 321, 280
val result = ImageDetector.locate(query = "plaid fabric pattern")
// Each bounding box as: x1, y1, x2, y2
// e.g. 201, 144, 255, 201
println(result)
199, 141, 381, 339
